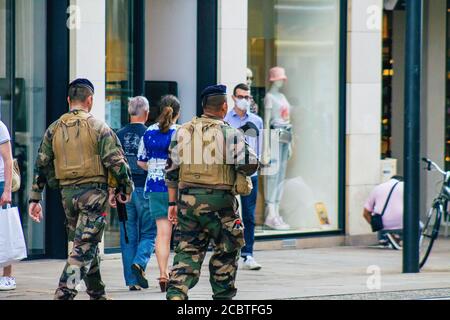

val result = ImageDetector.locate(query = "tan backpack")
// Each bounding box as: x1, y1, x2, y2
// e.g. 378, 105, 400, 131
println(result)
179, 117, 253, 195
52, 111, 106, 180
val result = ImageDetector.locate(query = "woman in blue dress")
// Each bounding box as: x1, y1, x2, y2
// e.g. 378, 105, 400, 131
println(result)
137, 95, 180, 292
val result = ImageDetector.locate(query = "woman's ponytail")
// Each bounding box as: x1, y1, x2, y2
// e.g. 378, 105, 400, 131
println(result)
157, 95, 181, 133
158, 106, 174, 133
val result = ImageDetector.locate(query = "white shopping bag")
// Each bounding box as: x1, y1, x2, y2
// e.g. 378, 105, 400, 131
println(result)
0, 205, 27, 267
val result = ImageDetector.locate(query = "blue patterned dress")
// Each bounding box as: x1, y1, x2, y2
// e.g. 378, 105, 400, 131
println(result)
137, 123, 178, 219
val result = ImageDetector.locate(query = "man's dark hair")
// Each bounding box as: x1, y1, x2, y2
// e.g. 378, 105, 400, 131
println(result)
68, 85, 94, 103
204, 95, 227, 112
391, 175, 404, 182
233, 83, 250, 96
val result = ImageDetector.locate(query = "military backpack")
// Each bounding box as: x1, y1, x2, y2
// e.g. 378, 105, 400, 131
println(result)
179, 117, 253, 196
52, 111, 106, 180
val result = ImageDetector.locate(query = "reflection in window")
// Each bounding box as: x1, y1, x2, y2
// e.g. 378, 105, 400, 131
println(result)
106, 0, 134, 131
446, 0, 450, 170
14, 0, 47, 255
105, 0, 134, 249
0, 0, 5, 81
248, 0, 341, 235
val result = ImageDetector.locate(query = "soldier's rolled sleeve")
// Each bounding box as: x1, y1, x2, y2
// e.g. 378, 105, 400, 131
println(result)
165, 132, 180, 189
98, 125, 134, 194
30, 123, 58, 201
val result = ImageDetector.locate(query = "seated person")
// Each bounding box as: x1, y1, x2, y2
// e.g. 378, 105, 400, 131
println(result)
363, 176, 404, 250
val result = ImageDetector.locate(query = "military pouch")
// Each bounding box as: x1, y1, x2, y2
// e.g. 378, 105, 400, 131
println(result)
232, 173, 253, 196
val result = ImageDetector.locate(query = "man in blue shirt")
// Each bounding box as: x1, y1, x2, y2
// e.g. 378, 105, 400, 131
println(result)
224, 83, 263, 271
116, 96, 157, 290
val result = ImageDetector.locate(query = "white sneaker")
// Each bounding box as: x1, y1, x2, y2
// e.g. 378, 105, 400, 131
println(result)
0, 277, 16, 291
386, 233, 402, 250
265, 215, 290, 230
242, 256, 262, 271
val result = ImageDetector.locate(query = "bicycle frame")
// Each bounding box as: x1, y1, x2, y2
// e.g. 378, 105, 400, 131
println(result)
419, 158, 450, 268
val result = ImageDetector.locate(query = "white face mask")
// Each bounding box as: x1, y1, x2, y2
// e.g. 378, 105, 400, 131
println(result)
236, 99, 250, 111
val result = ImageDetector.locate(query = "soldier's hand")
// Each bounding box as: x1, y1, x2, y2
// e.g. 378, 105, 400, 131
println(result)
117, 193, 131, 204
29, 202, 43, 223
108, 190, 117, 208
168, 205, 178, 225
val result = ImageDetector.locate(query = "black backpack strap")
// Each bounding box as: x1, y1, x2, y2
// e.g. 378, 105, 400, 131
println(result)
380, 181, 400, 217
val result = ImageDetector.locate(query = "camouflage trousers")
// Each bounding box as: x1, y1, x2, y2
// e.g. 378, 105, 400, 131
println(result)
54, 185, 108, 300
166, 189, 245, 300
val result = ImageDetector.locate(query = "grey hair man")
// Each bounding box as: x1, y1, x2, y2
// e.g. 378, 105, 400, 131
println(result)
128, 96, 150, 119
115, 96, 156, 291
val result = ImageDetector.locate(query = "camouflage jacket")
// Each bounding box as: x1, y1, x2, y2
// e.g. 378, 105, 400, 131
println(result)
165, 114, 259, 190
29, 110, 134, 201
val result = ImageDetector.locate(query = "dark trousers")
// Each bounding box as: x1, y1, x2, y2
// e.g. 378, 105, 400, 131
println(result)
241, 175, 258, 257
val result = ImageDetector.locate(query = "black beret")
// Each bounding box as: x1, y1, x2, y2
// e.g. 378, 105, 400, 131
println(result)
69, 78, 95, 94
201, 85, 227, 105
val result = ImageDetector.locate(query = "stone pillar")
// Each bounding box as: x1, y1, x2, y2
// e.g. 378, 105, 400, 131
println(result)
346, 0, 383, 235
69, 0, 106, 255
217, 0, 248, 102
421, 0, 446, 218
69, 0, 106, 121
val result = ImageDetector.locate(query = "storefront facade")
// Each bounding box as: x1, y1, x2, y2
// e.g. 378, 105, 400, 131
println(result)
3, 0, 390, 258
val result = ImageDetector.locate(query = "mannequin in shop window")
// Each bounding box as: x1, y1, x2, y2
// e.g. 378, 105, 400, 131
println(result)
262, 67, 292, 230
246, 68, 259, 114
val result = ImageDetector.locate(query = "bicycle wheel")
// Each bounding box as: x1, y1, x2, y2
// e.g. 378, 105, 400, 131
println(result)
419, 204, 442, 269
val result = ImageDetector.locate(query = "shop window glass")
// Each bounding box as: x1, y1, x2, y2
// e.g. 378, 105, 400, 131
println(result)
382, 11, 393, 159
0, 0, 10, 121
106, 0, 134, 131
0, 0, 5, 82
446, 0, 450, 171
105, 0, 134, 249
14, 0, 47, 255
248, 0, 341, 235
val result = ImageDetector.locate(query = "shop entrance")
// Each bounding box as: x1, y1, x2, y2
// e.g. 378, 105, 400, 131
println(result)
382, 0, 448, 218
104, 0, 199, 251
381, 4, 404, 175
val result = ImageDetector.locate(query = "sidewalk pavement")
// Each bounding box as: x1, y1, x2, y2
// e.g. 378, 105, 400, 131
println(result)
2, 238, 450, 300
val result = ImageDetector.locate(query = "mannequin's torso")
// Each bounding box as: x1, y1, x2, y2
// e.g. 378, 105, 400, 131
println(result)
264, 88, 291, 128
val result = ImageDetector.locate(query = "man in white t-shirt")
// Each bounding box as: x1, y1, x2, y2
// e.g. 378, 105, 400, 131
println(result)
363, 176, 404, 250
0, 120, 15, 291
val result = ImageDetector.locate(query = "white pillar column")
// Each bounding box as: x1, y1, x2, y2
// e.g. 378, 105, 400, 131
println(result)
69, 0, 106, 121
346, 0, 383, 235
217, 0, 248, 102
69, 0, 106, 255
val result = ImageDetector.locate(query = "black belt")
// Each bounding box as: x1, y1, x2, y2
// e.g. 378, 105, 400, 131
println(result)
180, 188, 232, 196
62, 183, 108, 190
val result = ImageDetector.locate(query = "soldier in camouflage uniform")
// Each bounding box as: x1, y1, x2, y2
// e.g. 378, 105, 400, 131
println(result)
28, 79, 134, 300
165, 85, 259, 300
